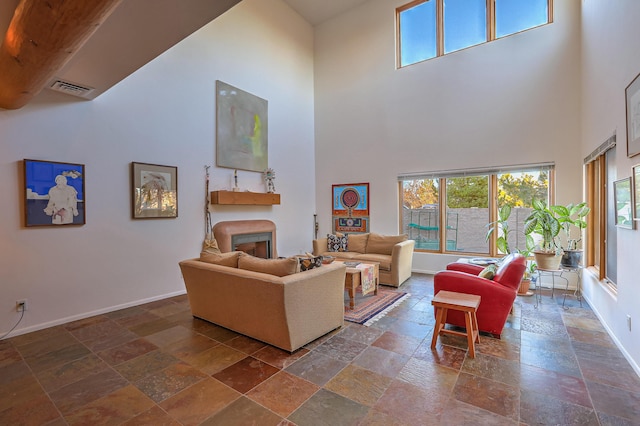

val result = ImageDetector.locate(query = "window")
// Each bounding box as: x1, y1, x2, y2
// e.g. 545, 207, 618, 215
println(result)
397, 0, 553, 67
585, 136, 617, 286
400, 164, 553, 255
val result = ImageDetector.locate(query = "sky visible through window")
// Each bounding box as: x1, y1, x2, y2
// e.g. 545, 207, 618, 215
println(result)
399, 0, 549, 67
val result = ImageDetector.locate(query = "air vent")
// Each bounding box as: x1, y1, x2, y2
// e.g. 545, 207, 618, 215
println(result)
49, 80, 94, 98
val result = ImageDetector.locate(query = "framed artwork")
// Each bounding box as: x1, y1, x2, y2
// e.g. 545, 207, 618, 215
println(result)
613, 177, 634, 229
216, 80, 268, 172
131, 162, 178, 219
633, 164, 640, 221
625, 72, 640, 158
331, 182, 370, 233
24, 159, 85, 227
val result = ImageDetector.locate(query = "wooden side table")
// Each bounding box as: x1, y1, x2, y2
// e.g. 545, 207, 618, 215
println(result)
431, 290, 481, 358
342, 262, 379, 310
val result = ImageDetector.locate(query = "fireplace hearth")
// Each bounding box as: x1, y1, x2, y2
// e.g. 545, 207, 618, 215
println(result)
212, 220, 277, 259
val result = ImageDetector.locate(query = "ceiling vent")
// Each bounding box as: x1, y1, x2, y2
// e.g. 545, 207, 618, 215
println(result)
49, 80, 95, 98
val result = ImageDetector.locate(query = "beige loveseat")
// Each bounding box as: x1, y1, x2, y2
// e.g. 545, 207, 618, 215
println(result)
313, 233, 415, 287
179, 254, 346, 352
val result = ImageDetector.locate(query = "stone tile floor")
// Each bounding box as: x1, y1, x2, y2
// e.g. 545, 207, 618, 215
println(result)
1, 273, 639, 425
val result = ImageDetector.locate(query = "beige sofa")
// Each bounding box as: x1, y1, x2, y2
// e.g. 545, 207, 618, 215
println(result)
313, 233, 415, 287
179, 256, 346, 352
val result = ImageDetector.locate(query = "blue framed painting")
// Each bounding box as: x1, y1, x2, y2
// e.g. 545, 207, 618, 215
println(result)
331, 182, 370, 233
24, 159, 85, 227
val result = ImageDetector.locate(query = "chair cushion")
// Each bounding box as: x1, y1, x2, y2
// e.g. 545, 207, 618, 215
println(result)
199, 251, 242, 267
298, 256, 323, 271
238, 254, 299, 277
478, 264, 497, 280
365, 233, 408, 255
347, 233, 369, 253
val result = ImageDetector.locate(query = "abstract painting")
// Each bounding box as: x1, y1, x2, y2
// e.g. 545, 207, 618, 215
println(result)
332, 183, 370, 233
216, 80, 268, 172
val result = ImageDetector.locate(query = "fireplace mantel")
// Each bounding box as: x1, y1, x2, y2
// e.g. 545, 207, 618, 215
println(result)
210, 191, 280, 205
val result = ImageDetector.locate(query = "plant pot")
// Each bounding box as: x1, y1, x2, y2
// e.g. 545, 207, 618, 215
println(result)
533, 250, 562, 270
561, 249, 583, 268
518, 278, 533, 296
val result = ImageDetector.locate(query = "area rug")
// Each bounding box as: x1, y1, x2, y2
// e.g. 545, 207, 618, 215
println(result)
344, 288, 410, 326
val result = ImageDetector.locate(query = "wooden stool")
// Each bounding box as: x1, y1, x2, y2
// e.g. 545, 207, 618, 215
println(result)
431, 290, 481, 358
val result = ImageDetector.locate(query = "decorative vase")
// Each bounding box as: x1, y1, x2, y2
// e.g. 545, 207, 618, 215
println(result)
533, 250, 562, 270
561, 249, 583, 268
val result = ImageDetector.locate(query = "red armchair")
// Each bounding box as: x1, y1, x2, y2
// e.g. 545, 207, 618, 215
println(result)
433, 253, 526, 337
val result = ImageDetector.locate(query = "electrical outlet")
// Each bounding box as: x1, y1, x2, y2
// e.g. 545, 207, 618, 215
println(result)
627, 315, 632, 331
16, 299, 27, 312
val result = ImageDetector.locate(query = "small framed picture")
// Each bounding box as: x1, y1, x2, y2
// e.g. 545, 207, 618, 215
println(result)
613, 177, 634, 229
626, 72, 640, 158
131, 162, 178, 219
633, 164, 640, 221
24, 159, 86, 227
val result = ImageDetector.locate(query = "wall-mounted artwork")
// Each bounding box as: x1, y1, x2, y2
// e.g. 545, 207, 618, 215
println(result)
332, 183, 370, 233
626, 72, 640, 158
634, 164, 640, 221
131, 162, 178, 219
216, 80, 268, 172
613, 177, 634, 229
24, 159, 85, 227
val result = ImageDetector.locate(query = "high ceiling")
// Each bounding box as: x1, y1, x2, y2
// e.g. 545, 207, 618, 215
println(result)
0, 0, 368, 110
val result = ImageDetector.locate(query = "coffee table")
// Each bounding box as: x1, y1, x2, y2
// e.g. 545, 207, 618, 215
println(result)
338, 261, 379, 310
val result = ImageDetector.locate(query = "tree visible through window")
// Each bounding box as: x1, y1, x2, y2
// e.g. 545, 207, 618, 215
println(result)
397, 0, 553, 67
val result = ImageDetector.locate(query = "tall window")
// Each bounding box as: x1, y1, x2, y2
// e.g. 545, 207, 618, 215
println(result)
400, 164, 553, 255
397, 0, 553, 67
585, 136, 617, 287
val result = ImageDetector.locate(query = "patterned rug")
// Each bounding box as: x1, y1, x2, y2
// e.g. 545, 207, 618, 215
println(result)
344, 287, 410, 326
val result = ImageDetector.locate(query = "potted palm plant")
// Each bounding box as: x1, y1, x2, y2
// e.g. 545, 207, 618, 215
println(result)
551, 202, 590, 268
524, 199, 562, 270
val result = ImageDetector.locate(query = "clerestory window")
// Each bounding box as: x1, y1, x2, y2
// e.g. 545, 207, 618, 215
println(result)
397, 0, 553, 67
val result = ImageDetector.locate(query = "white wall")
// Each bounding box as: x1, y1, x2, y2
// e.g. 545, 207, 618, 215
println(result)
0, 0, 316, 336
313, 0, 583, 273
580, 0, 640, 374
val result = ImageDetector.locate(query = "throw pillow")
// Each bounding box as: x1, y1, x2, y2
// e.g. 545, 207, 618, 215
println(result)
199, 251, 241, 267
201, 238, 221, 254
298, 256, 323, 271
478, 264, 497, 280
347, 233, 369, 253
327, 233, 348, 252
238, 254, 298, 277
365, 233, 408, 255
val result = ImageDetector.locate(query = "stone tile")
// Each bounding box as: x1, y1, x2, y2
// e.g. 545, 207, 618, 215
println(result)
336, 323, 385, 345
285, 351, 348, 386
224, 335, 268, 355
23, 342, 92, 374
49, 369, 129, 415
134, 362, 207, 403
63, 384, 155, 425
371, 331, 422, 356
353, 346, 409, 378
144, 325, 197, 348
185, 344, 247, 375
439, 398, 515, 426
302, 326, 345, 350
97, 337, 158, 366
520, 343, 582, 378
566, 325, 615, 347
313, 335, 368, 363
397, 357, 458, 393
213, 356, 279, 394
520, 387, 599, 425
35, 353, 110, 392
114, 350, 180, 382
324, 364, 391, 407
0, 392, 60, 426
159, 377, 241, 425
148, 302, 190, 318
461, 352, 520, 387
9, 325, 69, 348
0, 374, 48, 413
587, 380, 640, 423
113, 310, 161, 328
384, 318, 432, 340
252, 345, 309, 369
16, 330, 78, 358
0, 358, 31, 387
104, 305, 147, 322
412, 340, 467, 371
67, 319, 126, 343
0, 344, 22, 368
247, 371, 319, 417
562, 314, 607, 332
520, 316, 569, 338
452, 372, 519, 420
475, 335, 521, 361
374, 379, 448, 425
190, 322, 240, 342
128, 317, 176, 337
519, 363, 592, 408
120, 406, 181, 426
81, 328, 141, 353
288, 389, 369, 426
163, 334, 219, 362
200, 396, 283, 426
358, 408, 411, 426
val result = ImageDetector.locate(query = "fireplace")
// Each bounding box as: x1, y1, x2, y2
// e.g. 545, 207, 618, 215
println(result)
212, 220, 277, 259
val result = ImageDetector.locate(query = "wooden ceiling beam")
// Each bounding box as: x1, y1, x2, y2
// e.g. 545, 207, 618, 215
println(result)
0, 0, 122, 110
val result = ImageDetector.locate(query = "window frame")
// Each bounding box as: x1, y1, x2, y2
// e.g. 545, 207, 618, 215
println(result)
399, 163, 554, 256
396, 0, 554, 68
